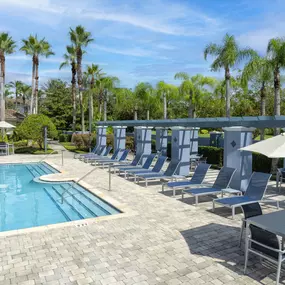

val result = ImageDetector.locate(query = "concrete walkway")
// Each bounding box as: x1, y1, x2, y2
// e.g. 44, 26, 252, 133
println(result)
0, 145, 284, 285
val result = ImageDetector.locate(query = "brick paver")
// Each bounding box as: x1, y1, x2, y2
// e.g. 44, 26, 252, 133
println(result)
0, 145, 284, 284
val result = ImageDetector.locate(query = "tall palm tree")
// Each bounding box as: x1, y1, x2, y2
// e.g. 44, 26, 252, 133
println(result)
60, 45, 77, 131
96, 76, 119, 121
156, 81, 179, 119
20, 35, 54, 114
241, 56, 272, 140
134, 82, 154, 120
69, 25, 94, 132
20, 84, 31, 115
85, 64, 103, 127
8, 81, 23, 111
267, 38, 285, 134
204, 33, 257, 117
174, 73, 216, 118
0, 32, 16, 121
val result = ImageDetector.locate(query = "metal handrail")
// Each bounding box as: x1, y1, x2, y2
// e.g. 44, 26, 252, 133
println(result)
60, 167, 98, 204
39, 150, 58, 163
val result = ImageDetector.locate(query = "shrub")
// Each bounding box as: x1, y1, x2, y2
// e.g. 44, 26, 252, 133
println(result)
16, 114, 57, 149
15, 147, 57, 154
72, 134, 84, 149
200, 129, 209, 135
59, 134, 72, 142
126, 136, 134, 151
198, 146, 223, 166
14, 140, 28, 148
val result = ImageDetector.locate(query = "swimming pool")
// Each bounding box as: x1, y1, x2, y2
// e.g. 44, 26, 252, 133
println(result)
0, 163, 120, 232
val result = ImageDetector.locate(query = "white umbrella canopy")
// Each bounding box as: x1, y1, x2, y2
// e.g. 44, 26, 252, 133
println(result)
0, 121, 15, 129
240, 134, 285, 158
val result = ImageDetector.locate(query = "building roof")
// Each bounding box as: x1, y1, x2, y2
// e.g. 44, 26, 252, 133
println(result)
5, 109, 25, 121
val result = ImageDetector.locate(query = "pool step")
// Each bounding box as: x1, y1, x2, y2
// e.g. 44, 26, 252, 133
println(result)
59, 183, 115, 216
44, 187, 85, 221
26, 163, 55, 178
51, 186, 96, 219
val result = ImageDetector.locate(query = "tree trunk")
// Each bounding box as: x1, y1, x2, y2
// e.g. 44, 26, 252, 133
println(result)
0, 52, 5, 121
103, 99, 107, 121
225, 67, 231, 118
146, 109, 149, 120
90, 76, 94, 125
76, 48, 85, 132
260, 81, 266, 140
134, 104, 138, 120
163, 93, 167, 119
34, 56, 39, 114
99, 103, 102, 120
71, 62, 77, 132
30, 56, 36, 115
271, 68, 281, 174
15, 87, 18, 111
188, 90, 196, 118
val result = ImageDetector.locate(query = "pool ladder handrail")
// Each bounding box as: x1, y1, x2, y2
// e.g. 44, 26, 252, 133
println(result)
60, 167, 98, 204
39, 150, 58, 163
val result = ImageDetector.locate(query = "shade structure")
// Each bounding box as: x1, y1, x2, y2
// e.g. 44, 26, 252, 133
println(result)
0, 121, 15, 129
240, 134, 285, 158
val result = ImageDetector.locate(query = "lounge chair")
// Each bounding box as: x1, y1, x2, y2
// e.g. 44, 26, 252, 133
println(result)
98, 149, 131, 168
135, 160, 181, 187
78, 146, 105, 161
111, 152, 143, 173
244, 224, 285, 285
0, 142, 8, 156
117, 153, 156, 178
84, 146, 112, 163
74, 145, 99, 159
181, 166, 236, 205
162, 163, 211, 196
90, 148, 121, 165
213, 172, 272, 219
127, 155, 167, 182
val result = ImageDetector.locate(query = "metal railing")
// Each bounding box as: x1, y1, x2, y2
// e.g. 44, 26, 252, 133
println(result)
60, 167, 98, 204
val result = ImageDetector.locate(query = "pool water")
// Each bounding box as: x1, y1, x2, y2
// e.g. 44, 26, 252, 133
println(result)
0, 163, 120, 232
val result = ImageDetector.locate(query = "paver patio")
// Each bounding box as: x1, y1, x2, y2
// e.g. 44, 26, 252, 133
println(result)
0, 144, 284, 285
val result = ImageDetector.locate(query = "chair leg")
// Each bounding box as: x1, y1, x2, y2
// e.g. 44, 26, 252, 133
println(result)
212, 200, 215, 212
145, 179, 148, 187
195, 195, 198, 206
239, 221, 245, 247
244, 225, 249, 274
182, 191, 184, 201
162, 183, 165, 193
173, 188, 176, 197
232, 207, 235, 219
276, 253, 282, 285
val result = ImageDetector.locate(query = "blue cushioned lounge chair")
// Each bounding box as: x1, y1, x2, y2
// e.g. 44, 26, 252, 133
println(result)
90, 148, 121, 165
181, 166, 236, 205
112, 152, 143, 173
213, 172, 271, 219
162, 163, 211, 196
77, 145, 102, 160
99, 149, 131, 168
75, 145, 99, 159
128, 156, 168, 182
135, 160, 181, 187
84, 146, 112, 163
117, 153, 156, 178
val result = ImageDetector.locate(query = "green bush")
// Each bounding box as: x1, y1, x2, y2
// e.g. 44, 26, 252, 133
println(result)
14, 140, 28, 148
198, 146, 223, 166
16, 114, 57, 149
58, 134, 72, 142
126, 136, 134, 151
72, 134, 84, 149
200, 129, 209, 135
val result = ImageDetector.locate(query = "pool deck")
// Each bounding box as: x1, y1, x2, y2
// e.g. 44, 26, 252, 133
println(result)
0, 144, 284, 285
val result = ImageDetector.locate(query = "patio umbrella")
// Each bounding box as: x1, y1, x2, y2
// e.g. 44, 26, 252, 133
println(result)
240, 134, 285, 158
0, 121, 15, 129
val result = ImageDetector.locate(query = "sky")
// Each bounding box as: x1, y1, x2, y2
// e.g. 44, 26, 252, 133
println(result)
0, 0, 284, 88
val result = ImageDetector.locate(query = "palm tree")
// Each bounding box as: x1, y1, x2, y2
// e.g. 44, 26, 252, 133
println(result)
85, 64, 103, 127
69, 25, 94, 132
20, 35, 54, 114
96, 76, 119, 121
204, 34, 257, 117
267, 38, 285, 134
0, 32, 16, 121
174, 73, 216, 118
60, 45, 77, 131
241, 56, 272, 140
134, 82, 154, 120
156, 81, 179, 119
20, 84, 31, 115
8, 81, 23, 111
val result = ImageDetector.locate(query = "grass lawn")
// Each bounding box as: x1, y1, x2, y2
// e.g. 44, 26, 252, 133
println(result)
61, 142, 88, 153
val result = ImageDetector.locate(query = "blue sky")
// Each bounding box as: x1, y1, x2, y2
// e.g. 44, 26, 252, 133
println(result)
0, 0, 284, 88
